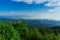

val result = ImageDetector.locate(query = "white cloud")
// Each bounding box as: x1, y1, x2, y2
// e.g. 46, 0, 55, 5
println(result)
45, 0, 60, 7
38, 7, 60, 20
34, 0, 48, 4
11, 0, 48, 4
24, 0, 33, 4
11, 0, 60, 7
48, 7, 60, 12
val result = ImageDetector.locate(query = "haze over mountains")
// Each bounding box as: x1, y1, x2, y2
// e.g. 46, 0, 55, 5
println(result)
0, 15, 60, 20
0, 16, 60, 28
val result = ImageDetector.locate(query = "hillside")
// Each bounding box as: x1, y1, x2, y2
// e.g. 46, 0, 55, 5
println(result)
0, 21, 60, 40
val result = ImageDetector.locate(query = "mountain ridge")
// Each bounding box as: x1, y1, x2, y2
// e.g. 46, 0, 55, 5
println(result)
0, 17, 60, 28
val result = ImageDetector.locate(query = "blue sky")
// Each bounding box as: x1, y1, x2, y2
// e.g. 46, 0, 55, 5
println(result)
0, 0, 60, 20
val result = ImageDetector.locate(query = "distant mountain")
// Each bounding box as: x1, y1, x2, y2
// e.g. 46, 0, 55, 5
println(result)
0, 16, 60, 28
25, 19, 60, 28
0, 15, 34, 19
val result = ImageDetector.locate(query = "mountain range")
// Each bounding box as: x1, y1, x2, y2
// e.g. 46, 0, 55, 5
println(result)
0, 16, 60, 28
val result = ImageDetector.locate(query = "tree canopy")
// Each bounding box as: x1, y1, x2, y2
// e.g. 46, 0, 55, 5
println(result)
0, 21, 59, 40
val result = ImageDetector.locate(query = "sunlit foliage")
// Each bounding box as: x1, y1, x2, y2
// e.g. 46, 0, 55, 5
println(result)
0, 21, 59, 40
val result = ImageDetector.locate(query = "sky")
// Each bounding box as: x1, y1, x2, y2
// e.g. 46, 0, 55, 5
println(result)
0, 0, 60, 20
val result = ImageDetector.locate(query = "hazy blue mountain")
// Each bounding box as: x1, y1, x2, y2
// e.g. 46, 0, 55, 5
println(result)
0, 16, 60, 28
25, 19, 60, 28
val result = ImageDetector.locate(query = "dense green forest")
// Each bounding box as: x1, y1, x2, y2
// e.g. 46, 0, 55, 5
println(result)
0, 21, 60, 40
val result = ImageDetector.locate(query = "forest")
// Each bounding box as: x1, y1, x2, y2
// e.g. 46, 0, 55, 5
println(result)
0, 21, 60, 40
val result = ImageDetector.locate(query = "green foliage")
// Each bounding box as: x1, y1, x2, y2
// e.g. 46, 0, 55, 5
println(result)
0, 21, 59, 40
0, 22, 21, 40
